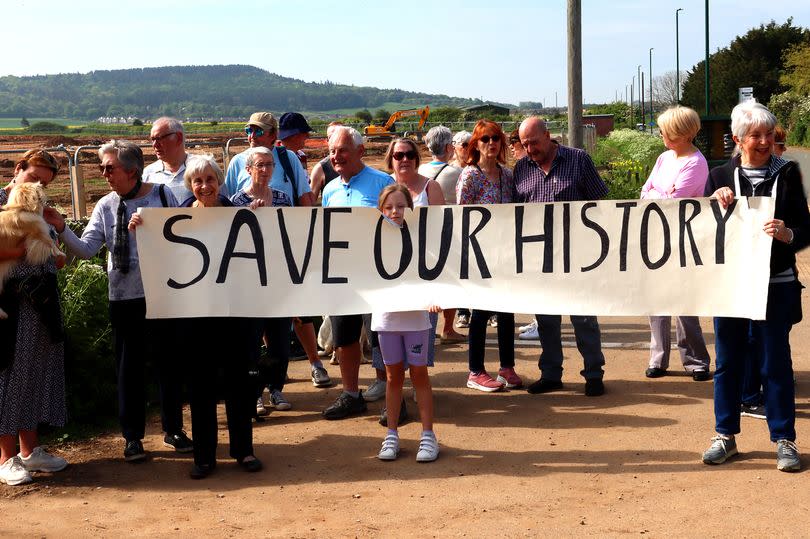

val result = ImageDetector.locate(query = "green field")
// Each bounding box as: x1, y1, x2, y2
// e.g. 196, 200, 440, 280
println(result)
0, 117, 87, 128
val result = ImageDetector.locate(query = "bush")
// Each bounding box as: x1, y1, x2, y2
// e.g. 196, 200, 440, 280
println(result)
58, 259, 116, 425
28, 121, 67, 133
594, 129, 664, 200
132, 118, 144, 126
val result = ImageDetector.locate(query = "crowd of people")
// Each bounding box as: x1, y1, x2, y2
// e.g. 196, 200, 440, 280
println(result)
0, 100, 805, 485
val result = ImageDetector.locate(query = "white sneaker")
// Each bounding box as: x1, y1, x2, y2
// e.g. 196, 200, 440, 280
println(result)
256, 397, 269, 416
518, 320, 538, 333
270, 389, 292, 411
364, 379, 387, 402
19, 446, 67, 473
518, 326, 540, 340
0, 456, 33, 486
378, 433, 400, 461
416, 431, 439, 462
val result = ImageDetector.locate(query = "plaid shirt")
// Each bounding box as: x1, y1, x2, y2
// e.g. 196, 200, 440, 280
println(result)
512, 144, 608, 202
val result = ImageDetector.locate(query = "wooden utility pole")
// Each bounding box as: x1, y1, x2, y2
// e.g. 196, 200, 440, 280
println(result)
567, 0, 583, 149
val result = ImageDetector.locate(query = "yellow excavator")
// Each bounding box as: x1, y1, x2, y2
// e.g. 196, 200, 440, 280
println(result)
363, 106, 430, 140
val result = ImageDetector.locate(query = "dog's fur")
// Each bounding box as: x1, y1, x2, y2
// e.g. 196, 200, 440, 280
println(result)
0, 182, 65, 319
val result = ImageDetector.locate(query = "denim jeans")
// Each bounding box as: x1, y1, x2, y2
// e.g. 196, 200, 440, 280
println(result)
713, 281, 798, 442
535, 315, 605, 381
467, 310, 515, 373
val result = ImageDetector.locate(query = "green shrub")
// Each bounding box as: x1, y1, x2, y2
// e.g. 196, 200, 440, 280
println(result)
28, 121, 67, 133
595, 129, 664, 200
58, 259, 116, 425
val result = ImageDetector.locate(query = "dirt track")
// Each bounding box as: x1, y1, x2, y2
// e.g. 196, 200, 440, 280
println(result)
3, 297, 810, 536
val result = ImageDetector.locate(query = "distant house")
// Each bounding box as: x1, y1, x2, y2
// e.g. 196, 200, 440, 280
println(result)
463, 103, 511, 117
582, 114, 614, 136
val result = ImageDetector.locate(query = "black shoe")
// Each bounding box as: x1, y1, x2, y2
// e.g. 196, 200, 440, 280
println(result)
585, 378, 605, 397
741, 402, 767, 419
164, 431, 194, 453
379, 399, 409, 427
124, 440, 146, 462
692, 370, 711, 382
238, 456, 263, 473
189, 462, 216, 479
526, 378, 564, 394
323, 392, 367, 420
645, 368, 667, 378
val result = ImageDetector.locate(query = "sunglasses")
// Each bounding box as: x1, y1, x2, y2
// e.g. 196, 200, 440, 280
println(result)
245, 126, 265, 137
98, 164, 120, 174
479, 135, 501, 144
393, 150, 418, 161
150, 132, 176, 144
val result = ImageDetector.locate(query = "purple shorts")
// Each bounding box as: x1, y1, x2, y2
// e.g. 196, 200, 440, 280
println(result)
377, 330, 430, 367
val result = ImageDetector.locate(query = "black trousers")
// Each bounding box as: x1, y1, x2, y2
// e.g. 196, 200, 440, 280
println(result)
109, 298, 184, 442
188, 317, 255, 465
259, 317, 291, 392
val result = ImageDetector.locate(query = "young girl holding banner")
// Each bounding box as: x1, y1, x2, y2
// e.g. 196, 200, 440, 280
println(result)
372, 184, 440, 462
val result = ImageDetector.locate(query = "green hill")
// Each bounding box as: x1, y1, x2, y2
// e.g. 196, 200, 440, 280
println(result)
0, 65, 499, 120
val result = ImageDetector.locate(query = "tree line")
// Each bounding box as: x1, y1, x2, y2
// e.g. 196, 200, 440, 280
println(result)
0, 65, 494, 120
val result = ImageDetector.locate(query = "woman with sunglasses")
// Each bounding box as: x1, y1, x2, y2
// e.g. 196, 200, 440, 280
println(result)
456, 120, 522, 393
55, 140, 191, 464
0, 149, 69, 486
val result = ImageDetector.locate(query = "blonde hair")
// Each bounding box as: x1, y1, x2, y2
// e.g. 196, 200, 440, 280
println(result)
657, 106, 701, 142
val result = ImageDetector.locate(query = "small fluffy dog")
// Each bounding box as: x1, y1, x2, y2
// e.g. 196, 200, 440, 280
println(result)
0, 182, 65, 319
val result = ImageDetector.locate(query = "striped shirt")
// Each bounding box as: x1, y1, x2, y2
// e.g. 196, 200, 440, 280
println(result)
512, 144, 608, 203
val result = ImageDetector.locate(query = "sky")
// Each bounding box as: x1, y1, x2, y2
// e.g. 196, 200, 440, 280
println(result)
5, 0, 810, 106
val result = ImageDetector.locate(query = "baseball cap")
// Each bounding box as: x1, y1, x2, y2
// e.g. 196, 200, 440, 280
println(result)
246, 112, 278, 132
278, 112, 313, 140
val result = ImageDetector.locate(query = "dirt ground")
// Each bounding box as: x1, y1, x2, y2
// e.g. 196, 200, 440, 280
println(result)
3, 290, 810, 536
3, 138, 810, 536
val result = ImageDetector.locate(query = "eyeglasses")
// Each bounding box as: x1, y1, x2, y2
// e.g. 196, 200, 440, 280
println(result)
479, 135, 501, 144
393, 150, 418, 161
98, 164, 120, 174
250, 161, 275, 170
150, 132, 177, 144
245, 126, 265, 138
455, 142, 469, 149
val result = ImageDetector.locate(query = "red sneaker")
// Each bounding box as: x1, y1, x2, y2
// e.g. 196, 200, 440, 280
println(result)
497, 367, 523, 389
466, 371, 505, 392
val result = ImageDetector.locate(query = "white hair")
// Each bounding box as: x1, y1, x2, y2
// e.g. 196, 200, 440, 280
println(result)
731, 101, 776, 141
424, 126, 453, 156
330, 126, 363, 148
452, 130, 472, 145
184, 154, 224, 192
154, 116, 184, 134
246, 146, 274, 167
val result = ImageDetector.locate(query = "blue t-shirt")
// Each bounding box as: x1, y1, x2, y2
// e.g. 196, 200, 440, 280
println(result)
223, 146, 311, 205
321, 165, 394, 208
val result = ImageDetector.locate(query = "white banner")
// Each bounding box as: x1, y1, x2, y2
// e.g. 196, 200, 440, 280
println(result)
136, 198, 774, 319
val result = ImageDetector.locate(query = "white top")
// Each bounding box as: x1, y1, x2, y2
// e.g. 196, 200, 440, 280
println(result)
371, 310, 431, 332
143, 156, 192, 203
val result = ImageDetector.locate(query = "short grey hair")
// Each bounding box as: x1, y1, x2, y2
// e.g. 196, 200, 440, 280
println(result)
184, 154, 224, 192
452, 130, 472, 145
154, 116, 184, 135
730, 102, 777, 157
731, 102, 776, 141
330, 126, 363, 148
246, 146, 275, 167
99, 139, 144, 179
424, 126, 453, 157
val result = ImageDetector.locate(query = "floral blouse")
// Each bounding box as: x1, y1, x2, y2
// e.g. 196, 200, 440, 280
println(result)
456, 165, 513, 205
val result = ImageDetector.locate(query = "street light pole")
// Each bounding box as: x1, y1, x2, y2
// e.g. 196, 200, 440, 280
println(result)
638, 65, 644, 130
649, 47, 654, 134
704, 0, 710, 115
631, 75, 635, 126
676, 8, 683, 103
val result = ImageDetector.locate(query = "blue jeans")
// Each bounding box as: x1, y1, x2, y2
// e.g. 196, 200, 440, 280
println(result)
535, 315, 605, 381
713, 281, 798, 442
741, 325, 763, 406
468, 310, 515, 373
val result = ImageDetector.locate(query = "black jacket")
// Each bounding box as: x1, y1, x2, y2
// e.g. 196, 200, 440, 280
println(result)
704, 155, 810, 276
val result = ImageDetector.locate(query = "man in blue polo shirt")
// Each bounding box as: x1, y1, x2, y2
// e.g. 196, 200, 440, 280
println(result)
513, 116, 609, 397
321, 126, 394, 419
223, 112, 315, 207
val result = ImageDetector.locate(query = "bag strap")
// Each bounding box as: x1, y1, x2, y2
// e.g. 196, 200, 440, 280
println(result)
158, 184, 169, 207
275, 146, 299, 205
431, 163, 450, 182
